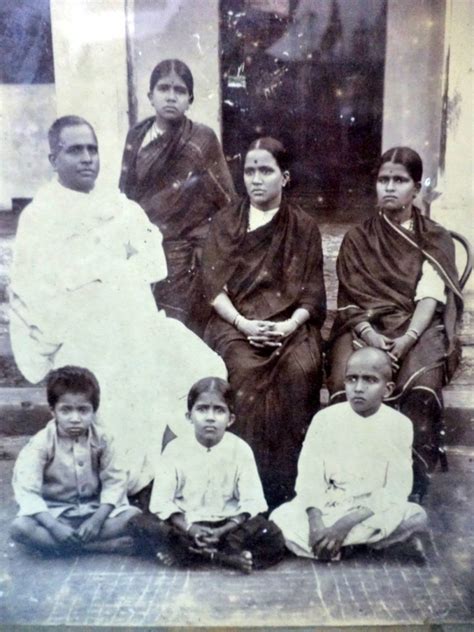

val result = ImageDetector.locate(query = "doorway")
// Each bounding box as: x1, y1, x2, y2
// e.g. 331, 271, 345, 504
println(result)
219, 0, 387, 221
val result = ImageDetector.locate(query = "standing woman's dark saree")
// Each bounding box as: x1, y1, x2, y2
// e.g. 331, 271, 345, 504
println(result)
327, 146, 463, 503
201, 138, 326, 509
120, 59, 236, 335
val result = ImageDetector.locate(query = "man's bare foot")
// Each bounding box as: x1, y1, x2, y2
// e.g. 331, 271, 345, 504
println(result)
156, 550, 176, 567
217, 550, 253, 573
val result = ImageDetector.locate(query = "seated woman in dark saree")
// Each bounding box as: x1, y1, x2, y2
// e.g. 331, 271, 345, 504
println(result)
120, 59, 236, 334
201, 138, 326, 509
327, 147, 463, 502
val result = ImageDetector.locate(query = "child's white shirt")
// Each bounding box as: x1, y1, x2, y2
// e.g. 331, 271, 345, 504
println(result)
150, 432, 267, 523
295, 402, 413, 516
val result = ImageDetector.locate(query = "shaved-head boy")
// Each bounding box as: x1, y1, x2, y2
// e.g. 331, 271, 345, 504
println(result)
271, 347, 428, 562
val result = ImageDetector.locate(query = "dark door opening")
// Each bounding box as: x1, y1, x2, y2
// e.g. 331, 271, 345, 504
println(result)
219, 0, 387, 222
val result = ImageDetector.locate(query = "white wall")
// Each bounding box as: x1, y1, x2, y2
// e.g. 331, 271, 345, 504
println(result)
130, 0, 221, 136
383, 0, 446, 192
433, 0, 474, 245
0, 85, 56, 209
49, 0, 130, 188
383, 0, 473, 290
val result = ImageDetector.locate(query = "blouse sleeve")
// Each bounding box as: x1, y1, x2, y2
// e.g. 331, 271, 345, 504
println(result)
414, 260, 447, 304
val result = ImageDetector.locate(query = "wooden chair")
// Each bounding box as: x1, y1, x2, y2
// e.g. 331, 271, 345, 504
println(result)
437, 230, 472, 473
450, 230, 473, 289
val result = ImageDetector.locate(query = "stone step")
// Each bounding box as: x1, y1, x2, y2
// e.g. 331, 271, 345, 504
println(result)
1, 337, 472, 386
1, 384, 473, 447
448, 344, 474, 386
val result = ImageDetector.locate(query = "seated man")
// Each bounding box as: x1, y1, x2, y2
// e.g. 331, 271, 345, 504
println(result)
8, 115, 225, 496
10, 366, 140, 554
271, 347, 428, 563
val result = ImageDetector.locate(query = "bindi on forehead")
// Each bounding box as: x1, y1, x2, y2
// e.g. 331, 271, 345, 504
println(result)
158, 72, 186, 86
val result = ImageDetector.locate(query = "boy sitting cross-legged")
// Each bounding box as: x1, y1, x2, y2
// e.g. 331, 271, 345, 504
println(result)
10, 366, 140, 554
129, 377, 285, 573
271, 347, 428, 563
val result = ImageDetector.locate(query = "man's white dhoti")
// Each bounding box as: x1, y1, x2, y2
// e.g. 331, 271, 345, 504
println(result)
10, 178, 225, 493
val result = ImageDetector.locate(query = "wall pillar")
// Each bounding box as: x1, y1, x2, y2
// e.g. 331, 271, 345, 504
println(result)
433, 0, 473, 245
50, 0, 130, 186
383, 0, 472, 290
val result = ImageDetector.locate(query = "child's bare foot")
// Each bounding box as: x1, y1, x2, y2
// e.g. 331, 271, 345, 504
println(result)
218, 550, 253, 574
156, 550, 176, 567
390, 534, 427, 565
370, 534, 427, 565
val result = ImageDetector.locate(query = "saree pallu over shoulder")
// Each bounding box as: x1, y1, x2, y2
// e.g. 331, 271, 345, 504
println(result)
202, 197, 327, 327
119, 116, 236, 333
201, 197, 326, 507
119, 116, 236, 242
331, 209, 463, 357
327, 209, 463, 405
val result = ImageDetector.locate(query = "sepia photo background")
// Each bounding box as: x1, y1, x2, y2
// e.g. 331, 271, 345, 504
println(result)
0, 0, 472, 627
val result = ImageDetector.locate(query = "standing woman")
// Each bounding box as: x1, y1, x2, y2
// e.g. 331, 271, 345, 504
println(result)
120, 59, 236, 334
327, 147, 463, 502
201, 138, 326, 509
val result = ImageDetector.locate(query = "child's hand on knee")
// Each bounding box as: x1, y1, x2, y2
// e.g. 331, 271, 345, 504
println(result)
51, 521, 81, 546
188, 524, 216, 548
203, 526, 224, 546
77, 516, 103, 543
309, 524, 329, 555
310, 524, 347, 560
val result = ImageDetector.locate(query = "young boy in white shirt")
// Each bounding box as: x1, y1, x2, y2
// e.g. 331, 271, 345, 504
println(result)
271, 347, 428, 562
129, 377, 285, 572
10, 366, 140, 554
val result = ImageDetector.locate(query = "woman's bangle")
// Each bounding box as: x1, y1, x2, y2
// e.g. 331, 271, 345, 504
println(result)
358, 324, 372, 337
233, 314, 242, 330
406, 328, 419, 342
229, 517, 241, 527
